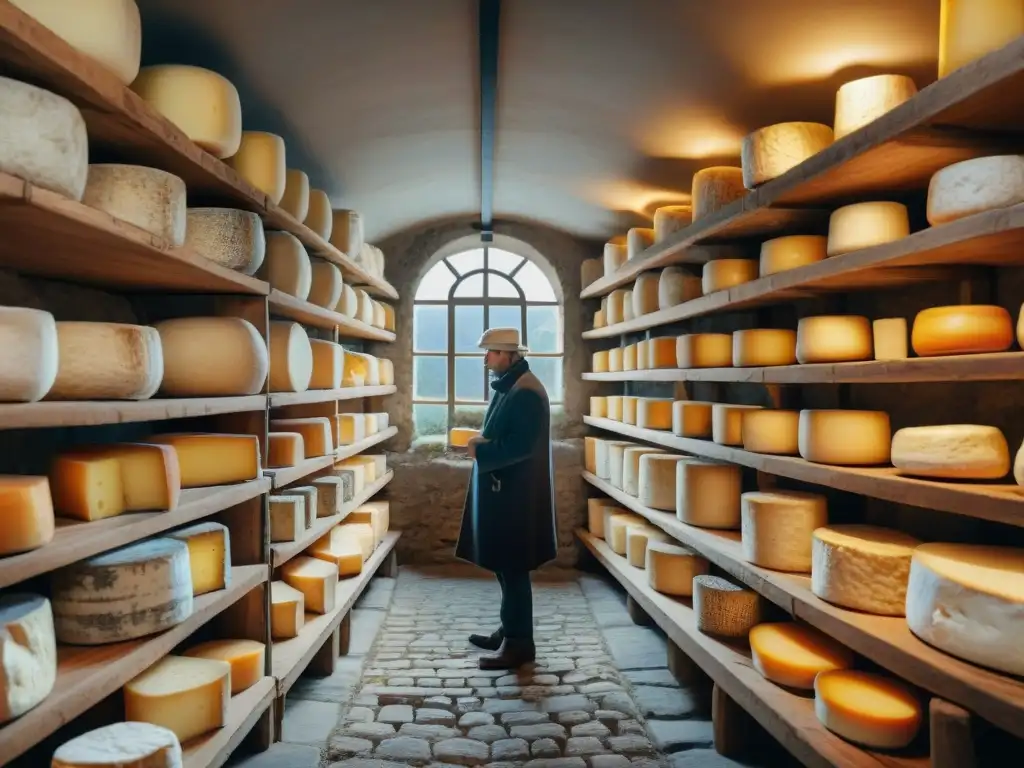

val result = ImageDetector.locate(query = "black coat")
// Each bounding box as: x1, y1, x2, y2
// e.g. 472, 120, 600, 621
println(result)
455, 358, 557, 573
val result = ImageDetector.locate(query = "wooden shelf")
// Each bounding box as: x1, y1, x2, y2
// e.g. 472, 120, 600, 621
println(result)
272, 531, 400, 696
582, 352, 1024, 385
272, 470, 394, 568
584, 472, 1024, 741
0, 478, 270, 589
0, 2, 397, 299
268, 290, 397, 341
0, 564, 267, 765
584, 417, 1024, 528
269, 385, 396, 409
182, 676, 275, 768
0, 395, 267, 430
583, 204, 1024, 338
577, 530, 929, 768
265, 427, 397, 489
581, 38, 1024, 300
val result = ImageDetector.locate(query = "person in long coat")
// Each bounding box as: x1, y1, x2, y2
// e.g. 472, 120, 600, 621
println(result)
455, 327, 557, 669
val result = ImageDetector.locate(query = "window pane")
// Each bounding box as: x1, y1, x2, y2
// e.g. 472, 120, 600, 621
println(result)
527, 305, 561, 353
488, 248, 523, 274
415, 262, 456, 300
413, 305, 447, 352
453, 404, 487, 430
414, 403, 447, 437
515, 260, 557, 301
413, 355, 447, 400
529, 356, 563, 402
454, 356, 485, 401
447, 249, 484, 275
453, 273, 483, 298
454, 305, 483, 352
488, 273, 519, 298
488, 304, 522, 334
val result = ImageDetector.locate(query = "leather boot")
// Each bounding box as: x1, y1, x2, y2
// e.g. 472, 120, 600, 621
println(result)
468, 628, 503, 651
478, 638, 536, 670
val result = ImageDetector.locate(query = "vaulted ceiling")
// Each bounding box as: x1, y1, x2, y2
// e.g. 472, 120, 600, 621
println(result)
136, 0, 940, 243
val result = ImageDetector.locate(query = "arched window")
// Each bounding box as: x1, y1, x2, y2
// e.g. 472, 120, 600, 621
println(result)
413, 247, 563, 438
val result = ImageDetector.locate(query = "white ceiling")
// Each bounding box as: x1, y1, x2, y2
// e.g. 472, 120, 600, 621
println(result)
136, 0, 940, 243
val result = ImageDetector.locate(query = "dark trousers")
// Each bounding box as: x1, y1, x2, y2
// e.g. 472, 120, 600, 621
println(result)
496, 570, 533, 640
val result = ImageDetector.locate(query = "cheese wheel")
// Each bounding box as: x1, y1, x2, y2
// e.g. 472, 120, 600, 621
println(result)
938, 1, 1024, 78
658, 267, 702, 309
742, 410, 799, 455
636, 339, 649, 369
132, 66, 241, 159
167, 521, 229, 596
185, 208, 266, 276
603, 241, 628, 276
627, 227, 655, 260
51, 722, 183, 768
124, 655, 230, 743
57, 442, 179, 514
692, 167, 745, 220
0, 476, 55, 555
891, 424, 1010, 479
330, 209, 364, 258
631, 273, 660, 316
812, 524, 921, 616
833, 74, 918, 140
677, 459, 741, 529
270, 580, 304, 639
584, 437, 600, 474
605, 396, 623, 422
759, 235, 828, 277
648, 337, 677, 369
268, 321, 313, 393
269, 495, 303, 542
928, 155, 1024, 225
636, 398, 673, 430
184, 638, 264, 695
280, 168, 310, 221
653, 205, 692, 242
595, 440, 632, 480
145, 433, 260, 487
259, 231, 312, 299
308, 339, 344, 390
622, 395, 640, 426
799, 410, 891, 466
267, 432, 302, 468
872, 318, 908, 360
906, 543, 1024, 676
677, 333, 732, 368
749, 623, 854, 689
741, 490, 828, 572
911, 304, 1014, 356
796, 315, 873, 364
827, 202, 910, 256
0, 593, 57, 724
605, 289, 628, 326
672, 400, 713, 438
621, 290, 634, 322
48, 322, 162, 400
305, 189, 333, 240
592, 350, 609, 374
693, 575, 762, 638
0, 76, 88, 199
607, 514, 646, 555
741, 122, 834, 188
702, 259, 758, 295
626, 526, 669, 568
282, 555, 339, 614
82, 164, 186, 245
638, 454, 686, 511
814, 670, 921, 749
623, 446, 666, 496
732, 329, 797, 367
587, 498, 618, 537
646, 541, 709, 596
227, 131, 287, 204
588, 396, 607, 419
371, 299, 386, 330
623, 343, 638, 371
0, 306, 58, 402
581, 258, 603, 288
608, 441, 635, 488
271, 417, 333, 457
353, 289, 374, 325
608, 348, 624, 373
349, 500, 389, 546
308, 261, 344, 309
711, 403, 761, 446
592, 309, 606, 329
156, 317, 268, 396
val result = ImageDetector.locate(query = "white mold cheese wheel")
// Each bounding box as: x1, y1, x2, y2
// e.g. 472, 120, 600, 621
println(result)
608, 441, 634, 489
911, 304, 1014, 357
11, 0, 141, 84
268, 321, 313, 393
185, 208, 266, 276
47, 322, 162, 400
811, 524, 921, 616
622, 343, 637, 371
581, 258, 602, 288
749, 623, 854, 689
873, 318, 908, 361
827, 202, 909, 257
759, 235, 828, 277
741, 490, 828, 573
626, 525, 669, 568
308, 261, 344, 309
638, 453, 687, 511
892, 424, 1010, 480
672, 400, 713, 439
742, 409, 799, 455
796, 315, 873, 364
607, 513, 645, 555
814, 670, 922, 750
938, 2, 1024, 78
677, 333, 732, 369
906, 543, 1024, 676
590, 396, 607, 419
0, 593, 56, 724
627, 227, 655, 260
227, 131, 287, 205
305, 189, 333, 241
156, 317, 267, 396
928, 155, 1024, 225
653, 205, 692, 242
646, 541, 709, 596
51, 721, 183, 768
692, 166, 745, 220
677, 459, 742, 529
799, 410, 891, 466
330, 209, 365, 258
732, 329, 797, 367
631, 273, 660, 317
647, 337, 677, 369
131, 66, 241, 159
693, 575, 762, 638
658, 267, 701, 309
603, 240, 628, 276
592, 350, 609, 374
0, 76, 88, 199
636, 398, 673, 430
50, 538, 192, 645
82, 164, 186, 246
605, 289, 628, 326
622, 446, 666, 497
741, 122, 834, 188
595, 440, 632, 480
702, 259, 758, 295
711, 403, 761, 446
0, 306, 58, 402
258, 231, 312, 300
280, 168, 310, 222
833, 74, 918, 140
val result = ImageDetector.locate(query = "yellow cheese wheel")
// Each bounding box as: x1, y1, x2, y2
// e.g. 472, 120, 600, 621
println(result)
156, 317, 268, 397
646, 541, 709, 596
872, 318, 908, 361
608, 348, 624, 373
648, 337, 677, 369
653, 205, 692, 242
631, 273, 660, 317
626, 526, 669, 568
592, 350, 609, 374
622, 344, 637, 371
702, 259, 758, 295
938, 0, 1024, 78
621, 396, 638, 426
305, 189, 333, 241
672, 401, 713, 438
759, 235, 828, 277
658, 266, 702, 309
280, 169, 310, 221
891, 424, 1011, 479
827, 202, 909, 257
606, 396, 623, 422
593, 309, 606, 329
636, 398, 673, 430
741, 490, 828, 573
910, 305, 1014, 357
605, 289, 628, 326
814, 670, 922, 749
711, 404, 761, 446
603, 241, 628, 276
833, 74, 918, 140
589, 396, 608, 419
677, 334, 732, 369
228, 132, 287, 205
627, 228, 655, 260
732, 329, 797, 367
47, 322, 162, 400
796, 316, 873, 364
742, 410, 800, 455
749, 623, 854, 689
799, 410, 891, 466
638, 453, 687, 511
692, 167, 745, 220
741, 122, 834, 189
677, 459, 742, 529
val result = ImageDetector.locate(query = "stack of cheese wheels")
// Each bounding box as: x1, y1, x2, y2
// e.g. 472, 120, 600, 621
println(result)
185, 208, 266, 276
741, 122, 834, 188
749, 622, 854, 689
796, 315, 873, 363
606, 513, 645, 555
677, 459, 741, 529
891, 424, 1011, 479
798, 410, 891, 466
811, 525, 921, 616
653, 205, 692, 242
692, 167, 745, 220
927, 155, 1024, 225
740, 491, 828, 573
646, 541, 709, 596
625, 525, 669, 568
814, 670, 922, 749
658, 267, 702, 310
873, 318, 908, 360
692, 575, 762, 638
647, 337, 676, 369
742, 410, 799, 455
759, 235, 828, 277
636, 340, 648, 370
911, 305, 1014, 357
638, 453, 687, 511
678, 333, 732, 369
711, 403, 761, 446
833, 74, 917, 140
672, 401, 713, 439
826, 201, 909, 257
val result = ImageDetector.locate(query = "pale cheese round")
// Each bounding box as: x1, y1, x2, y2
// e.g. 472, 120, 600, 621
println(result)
605, 289, 628, 326
581, 258, 602, 288
647, 337, 677, 369
623, 446, 666, 497
259, 231, 312, 300
607, 513, 646, 555
749, 622, 854, 689
815, 670, 922, 749
607, 441, 636, 489
622, 343, 638, 371
626, 526, 669, 568
602, 508, 633, 542
593, 309, 606, 329
833, 74, 918, 140
308, 261, 344, 309
381, 303, 396, 332
702, 259, 757, 295
587, 498, 619, 537
584, 437, 600, 474
354, 289, 375, 325
228, 131, 287, 205
635, 339, 648, 369
741, 490, 828, 573
0, 592, 57, 723
608, 348, 624, 374
590, 396, 608, 419
596, 440, 632, 480
603, 241, 628, 276
268, 321, 313, 393
672, 400, 713, 438
335, 285, 358, 318
280, 168, 310, 222
799, 410, 891, 466
621, 395, 638, 425
606, 395, 623, 422
653, 205, 692, 243
796, 315, 872, 364
622, 290, 635, 322
185, 208, 266, 276
692, 167, 745, 220
658, 267, 702, 309
693, 575, 761, 638
305, 189, 333, 241
330, 209, 364, 258
309, 339, 343, 390
732, 329, 797, 367
741, 122, 834, 189
47, 322, 162, 400
51, 721, 183, 767
0, 306, 58, 403
627, 227, 655, 260
910, 304, 1014, 357
592, 350, 609, 374
872, 318, 908, 361
646, 541, 709, 596
711, 403, 761, 446
677, 459, 742, 529
637, 398, 673, 430
631, 273, 660, 317
156, 317, 268, 397
638, 453, 687, 511
742, 409, 799, 455
82, 164, 186, 246
938, 4, 1024, 78
827, 202, 909, 257
378, 358, 395, 385
677, 333, 732, 369
759, 235, 828, 277
891, 424, 1010, 480
928, 155, 1024, 225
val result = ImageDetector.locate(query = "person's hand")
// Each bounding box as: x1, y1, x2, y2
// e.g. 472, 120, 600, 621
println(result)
466, 436, 488, 459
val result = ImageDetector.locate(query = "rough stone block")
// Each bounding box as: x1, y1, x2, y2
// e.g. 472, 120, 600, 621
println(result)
379, 704, 415, 724
375, 735, 433, 764
466, 724, 510, 744
433, 738, 491, 766
647, 719, 715, 753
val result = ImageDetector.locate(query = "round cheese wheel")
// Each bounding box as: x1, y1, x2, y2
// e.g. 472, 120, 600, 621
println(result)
623, 446, 666, 497
798, 410, 891, 466
742, 410, 799, 455
620, 395, 637, 425
638, 453, 687, 511
711, 404, 761, 446
587, 498, 619, 537
872, 318, 908, 361
47, 322, 162, 400
330, 209, 364, 259
185, 208, 266, 276
605, 289, 628, 326
626, 525, 669, 568
693, 575, 761, 638
156, 317, 268, 397
891, 424, 1010, 479
632, 273, 660, 317
627, 227, 655, 260
593, 309, 606, 329
335, 284, 359, 317
0, 306, 59, 403
636, 398, 673, 430
259, 231, 312, 299
732, 329, 797, 367
603, 241, 628, 276
827, 202, 909, 257
228, 131, 287, 205
82, 164, 186, 245
796, 315, 873, 364
692, 167, 745, 220
653, 205, 692, 242
759, 235, 827, 277
590, 396, 607, 418
814, 670, 922, 749
928, 155, 1024, 226
677, 459, 742, 529
647, 337, 677, 369
595, 439, 630, 480
592, 350, 609, 374
622, 290, 635, 322
741, 490, 828, 572
741, 122, 834, 189
702, 259, 758, 295
833, 74, 918, 140
749, 623, 854, 689
308, 261, 344, 309
646, 541, 709, 596
608, 348, 624, 374
672, 400, 713, 439
635, 339, 648, 369
51, 721, 183, 768
622, 343, 638, 371
606, 396, 623, 422
910, 304, 1014, 357
280, 168, 310, 222
355, 289, 375, 325
677, 334, 732, 369
607, 513, 645, 555
268, 321, 313, 393
658, 267, 702, 309
305, 189, 333, 241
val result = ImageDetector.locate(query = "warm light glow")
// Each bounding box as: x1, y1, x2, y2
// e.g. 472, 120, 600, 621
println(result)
581, 179, 691, 219
637, 108, 745, 159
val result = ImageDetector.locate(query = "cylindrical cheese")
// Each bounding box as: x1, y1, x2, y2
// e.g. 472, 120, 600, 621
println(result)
228, 131, 287, 205
910, 304, 1014, 357
268, 321, 313, 393
308, 261, 344, 309
305, 189, 333, 241
891, 424, 1010, 479
259, 231, 312, 300
276, 168, 309, 221
928, 155, 1024, 225
741, 122, 834, 189
732, 329, 797, 367
741, 491, 828, 573
759, 235, 828, 277
627, 228, 655, 260
812, 524, 921, 616
623, 343, 638, 371
693, 575, 762, 638
796, 315, 873, 364
606, 396, 623, 422
590, 396, 608, 419
47, 322, 162, 400
593, 309, 606, 329
623, 446, 666, 497
653, 205, 693, 243
621, 395, 638, 425
711, 403, 761, 446
814, 670, 922, 750
938, 0, 1024, 78
581, 258, 603, 288
873, 318, 908, 361
692, 167, 745, 220
622, 291, 635, 322
749, 623, 855, 689
672, 400, 713, 438
632, 273, 660, 317
595, 439, 631, 480
185, 208, 266, 276
834, 74, 918, 140
602, 508, 633, 543
608, 348, 624, 373
607, 513, 646, 555
0, 476, 55, 555
742, 410, 799, 455
677, 459, 741, 529
636, 398, 673, 430
799, 410, 891, 466
677, 334, 733, 369
626, 526, 669, 568
648, 337, 677, 369
587, 498, 619, 537
608, 442, 635, 489
702, 259, 758, 295
636, 340, 649, 370
638, 453, 687, 511
658, 267, 702, 310
605, 289, 628, 326
51, 722, 182, 768
309, 339, 344, 390
646, 541, 709, 596
156, 317, 268, 397
0, 306, 59, 403
603, 241, 628, 276
592, 350, 609, 374
584, 437, 600, 474
82, 164, 186, 246
827, 202, 910, 257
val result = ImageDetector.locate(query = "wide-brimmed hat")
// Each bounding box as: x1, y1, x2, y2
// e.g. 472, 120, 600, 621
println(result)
477, 327, 528, 353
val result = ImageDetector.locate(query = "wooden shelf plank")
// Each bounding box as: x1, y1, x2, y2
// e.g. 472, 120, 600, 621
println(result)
577, 530, 929, 768
584, 472, 1024, 741
268, 290, 397, 341
583, 417, 1024, 527
272, 531, 400, 696
0, 564, 267, 765
0, 395, 267, 430
584, 204, 1024, 338
0, 478, 271, 589
0, 2, 397, 299
581, 352, 1024, 385
182, 676, 275, 768
265, 427, 397, 490
272, 470, 394, 568
269, 385, 396, 409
